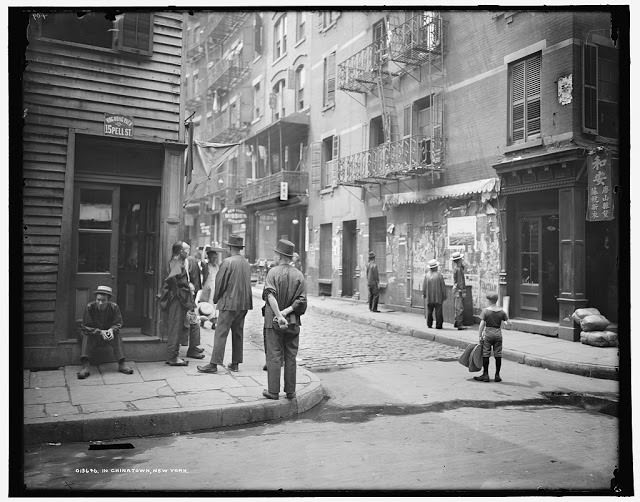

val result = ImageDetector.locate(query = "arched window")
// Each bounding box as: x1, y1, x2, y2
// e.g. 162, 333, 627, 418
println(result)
272, 79, 286, 120
295, 65, 305, 111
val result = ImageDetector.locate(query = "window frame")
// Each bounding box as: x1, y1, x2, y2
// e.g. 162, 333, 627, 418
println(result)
33, 12, 154, 56
296, 11, 306, 42
272, 79, 286, 121
274, 14, 288, 60
254, 14, 263, 56
582, 42, 619, 139
323, 51, 336, 108
295, 65, 305, 111
508, 52, 541, 145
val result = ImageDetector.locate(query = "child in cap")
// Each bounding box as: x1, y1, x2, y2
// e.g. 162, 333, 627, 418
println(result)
474, 292, 510, 383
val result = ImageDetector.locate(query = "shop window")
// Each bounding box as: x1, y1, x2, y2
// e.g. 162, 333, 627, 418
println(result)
77, 189, 113, 272
583, 43, 619, 138
508, 53, 541, 144
35, 12, 153, 56
323, 51, 336, 108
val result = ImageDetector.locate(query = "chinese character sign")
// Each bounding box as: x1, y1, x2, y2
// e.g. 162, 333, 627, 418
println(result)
587, 151, 614, 221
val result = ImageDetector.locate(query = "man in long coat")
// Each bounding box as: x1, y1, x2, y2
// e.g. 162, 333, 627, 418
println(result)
197, 235, 253, 374
452, 251, 467, 330
366, 251, 380, 312
422, 259, 447, 329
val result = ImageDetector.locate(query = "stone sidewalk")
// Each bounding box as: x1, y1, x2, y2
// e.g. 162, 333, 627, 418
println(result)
299, 290, 619, 380
23, 328, 324, 445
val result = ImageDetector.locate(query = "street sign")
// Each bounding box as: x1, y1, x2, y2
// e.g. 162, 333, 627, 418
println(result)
104, 113, 134, 138
280, 181, 288, 201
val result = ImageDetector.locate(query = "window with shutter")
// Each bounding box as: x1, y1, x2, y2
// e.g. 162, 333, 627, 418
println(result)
509, 53, 541, 144
324, 52, 336, 107
583, 43, 618, 138
254, 14, 263, 55
116, 13, 153, 56
331, 135, 340, 186
310, 142, 322, 188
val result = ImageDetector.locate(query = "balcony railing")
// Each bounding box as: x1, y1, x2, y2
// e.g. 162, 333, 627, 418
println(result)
208, 55, 251, 92
206, 12, 249, 43
209, 110, 246, 143
338, 135, 443, 185
388, 12, 442, 67
243, 171, 309, 206
337, 40, 390, 94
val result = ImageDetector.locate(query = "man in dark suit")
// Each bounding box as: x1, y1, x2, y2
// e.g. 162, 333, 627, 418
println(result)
197, 235, 253, 374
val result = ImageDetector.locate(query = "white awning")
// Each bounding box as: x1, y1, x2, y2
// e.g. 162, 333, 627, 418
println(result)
383, 178, 500, 209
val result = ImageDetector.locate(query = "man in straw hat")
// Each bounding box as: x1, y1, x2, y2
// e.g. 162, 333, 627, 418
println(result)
198, 235, 253, 374
366, 251, 380, 313
77, 285, 134, 379
451, 251, 467, 330
422, 259, 447, 329
261, 239, 307, 400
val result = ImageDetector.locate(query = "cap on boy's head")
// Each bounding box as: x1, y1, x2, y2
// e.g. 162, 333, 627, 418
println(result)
486, 292, 499, 303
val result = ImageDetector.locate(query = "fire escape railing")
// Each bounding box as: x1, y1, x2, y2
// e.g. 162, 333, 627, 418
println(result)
208, 55, 251, 92
388, 12, 443, 69
338, 135, 442, 185
337, 40, 391, 94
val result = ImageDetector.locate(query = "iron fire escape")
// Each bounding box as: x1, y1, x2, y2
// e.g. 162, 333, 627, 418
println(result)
336, 12, 445, 186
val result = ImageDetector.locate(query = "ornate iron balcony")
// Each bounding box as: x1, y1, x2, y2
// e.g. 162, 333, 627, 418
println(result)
208, 55, 251, 92
337, 40, 391, 94
243, 171, 309, 206
388, 12, 443, 67
338, 135, 443, 185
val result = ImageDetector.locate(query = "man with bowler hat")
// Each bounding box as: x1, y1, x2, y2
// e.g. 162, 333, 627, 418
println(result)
78, 285, 134, 379
366, 251, 380, 312
261, 239, 307, 400
422, 259, 447, 329
197, 235, 252, 374
451, 251, 467, 330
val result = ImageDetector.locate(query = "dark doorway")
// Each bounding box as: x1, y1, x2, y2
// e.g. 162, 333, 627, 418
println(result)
342, 220, 357, 297
117, 186, 160, 333
540, 214, 559, 321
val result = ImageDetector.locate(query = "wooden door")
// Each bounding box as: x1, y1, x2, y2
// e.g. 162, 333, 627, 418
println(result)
518, 216, 542, 319
72, 184, 120, 324
342, 220, 357, 297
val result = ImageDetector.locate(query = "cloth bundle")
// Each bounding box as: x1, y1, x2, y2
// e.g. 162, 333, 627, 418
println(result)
458, 343, 483, 372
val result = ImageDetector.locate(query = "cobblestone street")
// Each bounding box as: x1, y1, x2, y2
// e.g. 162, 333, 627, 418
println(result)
245, 305, 463, 371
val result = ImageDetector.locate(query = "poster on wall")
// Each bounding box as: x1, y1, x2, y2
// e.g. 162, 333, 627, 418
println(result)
447, 216, 476, 250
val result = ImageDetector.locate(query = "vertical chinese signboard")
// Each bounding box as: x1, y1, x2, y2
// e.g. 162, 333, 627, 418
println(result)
587, 151, 614, 221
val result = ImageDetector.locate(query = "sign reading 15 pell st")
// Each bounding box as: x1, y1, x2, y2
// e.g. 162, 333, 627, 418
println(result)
104, 114, 134, 138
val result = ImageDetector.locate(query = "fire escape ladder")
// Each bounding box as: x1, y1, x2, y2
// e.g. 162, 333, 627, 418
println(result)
376, 73, 400, 144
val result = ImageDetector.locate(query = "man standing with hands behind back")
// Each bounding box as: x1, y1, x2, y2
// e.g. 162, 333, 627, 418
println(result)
197, 235, 252, 374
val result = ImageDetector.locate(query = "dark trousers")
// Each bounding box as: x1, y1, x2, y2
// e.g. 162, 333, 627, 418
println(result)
180, 321, 201, 351
80, 332, 125, 362
368, 285, 379, 311
265, 327, 299, 395
426, 302, 444, 329
454, 292, 464, 327
166, 298, 188, 361
210, 309, 247, 365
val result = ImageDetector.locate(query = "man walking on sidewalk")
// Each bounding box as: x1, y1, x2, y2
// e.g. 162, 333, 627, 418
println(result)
262, 239, 307, 400
422, 259, 446, 329
78, 285, 133, 379
366, 251, 380, 312
451, 251, 467, 330
197, 235, 252, 374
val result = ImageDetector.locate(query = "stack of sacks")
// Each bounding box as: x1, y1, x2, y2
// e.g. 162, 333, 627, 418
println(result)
572, 308, 618, 347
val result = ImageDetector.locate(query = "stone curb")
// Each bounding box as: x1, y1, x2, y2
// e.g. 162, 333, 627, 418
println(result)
308, 304, 618, 381
24, 371, 325, 445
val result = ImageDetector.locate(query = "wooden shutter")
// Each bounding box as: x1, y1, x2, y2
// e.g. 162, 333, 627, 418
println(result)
310, 141, 322, 189
326, 52, 336, 105
361, 121, 369, 151
403, 105, 412, 138
525, 54, 541, 137
116, 13, 153, 56
582, 43, 598, 134
510, 60, 525, 142
331, 135, 340, 186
